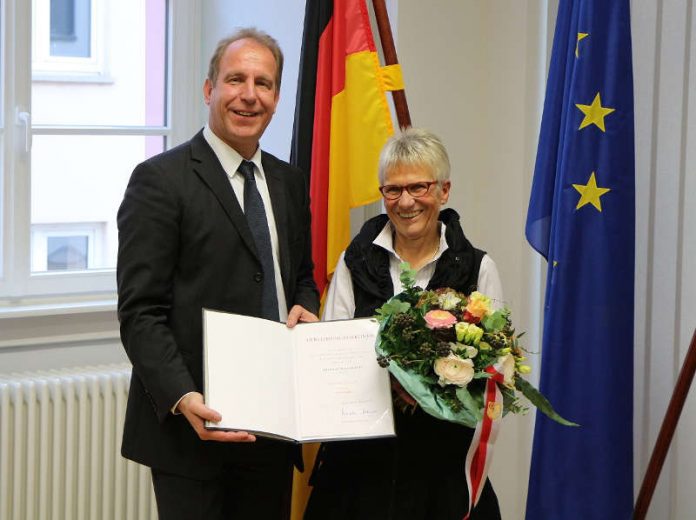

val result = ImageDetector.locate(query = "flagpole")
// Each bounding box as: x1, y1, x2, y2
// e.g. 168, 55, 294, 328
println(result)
371, 0, 411, 129
634, 328, 696, 519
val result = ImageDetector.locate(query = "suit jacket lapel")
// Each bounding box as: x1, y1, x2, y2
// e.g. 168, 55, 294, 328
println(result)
189, 131, 258, 258
263, 152, 291, 291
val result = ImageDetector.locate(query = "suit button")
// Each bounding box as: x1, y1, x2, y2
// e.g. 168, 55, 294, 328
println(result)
254, 272, 263, 283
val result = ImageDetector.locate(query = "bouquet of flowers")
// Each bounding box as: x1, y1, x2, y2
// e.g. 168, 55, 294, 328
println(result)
375, 264, 576, 428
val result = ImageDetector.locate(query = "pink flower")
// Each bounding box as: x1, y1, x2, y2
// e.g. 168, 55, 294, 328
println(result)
424, 310, 458, 329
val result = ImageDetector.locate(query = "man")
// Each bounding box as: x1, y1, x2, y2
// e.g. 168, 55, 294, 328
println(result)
117, 28, 319, 520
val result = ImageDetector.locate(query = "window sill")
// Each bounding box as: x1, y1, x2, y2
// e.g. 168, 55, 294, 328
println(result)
0, 295, 120, 350
0, 294, 117, 319
32, 72, 115, 84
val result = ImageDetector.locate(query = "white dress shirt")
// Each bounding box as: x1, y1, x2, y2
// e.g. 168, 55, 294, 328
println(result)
203, 125, 288, 321
323, 221, 504, 321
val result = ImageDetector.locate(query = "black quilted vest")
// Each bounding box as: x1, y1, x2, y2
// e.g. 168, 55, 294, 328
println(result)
345, 207, 485, 317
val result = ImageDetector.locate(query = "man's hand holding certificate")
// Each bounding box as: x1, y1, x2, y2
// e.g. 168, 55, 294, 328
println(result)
203, 310, 395, 442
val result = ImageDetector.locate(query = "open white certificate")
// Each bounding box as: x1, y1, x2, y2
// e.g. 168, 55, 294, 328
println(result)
203, 309, 395, 442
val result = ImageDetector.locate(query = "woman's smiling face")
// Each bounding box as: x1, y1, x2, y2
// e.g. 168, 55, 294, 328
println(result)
383, 163, 450, 245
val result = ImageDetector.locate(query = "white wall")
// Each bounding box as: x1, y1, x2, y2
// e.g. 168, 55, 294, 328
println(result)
632, 0, 696, 518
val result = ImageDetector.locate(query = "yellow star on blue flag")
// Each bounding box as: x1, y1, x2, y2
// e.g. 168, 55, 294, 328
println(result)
573, 172, 610, 211
576, 92, 615, 131
575, 32, 589, 57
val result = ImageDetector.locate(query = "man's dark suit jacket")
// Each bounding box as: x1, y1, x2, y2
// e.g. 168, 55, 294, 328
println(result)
116, 130, 319, 479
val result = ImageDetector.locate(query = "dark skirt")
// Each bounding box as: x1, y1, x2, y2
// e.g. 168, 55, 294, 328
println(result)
304, 408, 502, 520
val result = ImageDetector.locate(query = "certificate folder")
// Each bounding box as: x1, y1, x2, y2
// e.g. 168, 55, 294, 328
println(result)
203, 309, 395, 442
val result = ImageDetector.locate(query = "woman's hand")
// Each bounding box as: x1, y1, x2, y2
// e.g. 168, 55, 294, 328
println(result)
286, 304, 319, 327
390, 375, 418, 414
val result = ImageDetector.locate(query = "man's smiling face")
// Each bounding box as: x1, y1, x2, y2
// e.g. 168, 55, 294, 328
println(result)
204, 38, 280, 158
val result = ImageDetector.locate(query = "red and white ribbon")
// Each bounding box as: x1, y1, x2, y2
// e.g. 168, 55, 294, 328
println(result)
463, 364, 505, 520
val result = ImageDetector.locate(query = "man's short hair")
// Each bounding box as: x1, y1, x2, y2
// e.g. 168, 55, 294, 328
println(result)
207, 28, 284, 90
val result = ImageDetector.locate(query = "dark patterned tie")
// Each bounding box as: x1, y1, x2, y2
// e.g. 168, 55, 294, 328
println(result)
239, 160, 279, 321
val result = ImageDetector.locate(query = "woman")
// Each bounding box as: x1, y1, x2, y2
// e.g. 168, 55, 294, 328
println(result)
304, 128, 504, 520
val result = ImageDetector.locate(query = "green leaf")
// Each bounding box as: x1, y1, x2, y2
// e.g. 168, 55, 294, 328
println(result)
515, 376, 579, 427
375, 299, 411, 320
481, 309, 508, 332
399, 262, 417, 290
421, 374, 438, 385
455, 386, 483, 422
499, 385, 526, 416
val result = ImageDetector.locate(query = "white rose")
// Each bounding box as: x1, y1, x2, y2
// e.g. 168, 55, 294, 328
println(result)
498, 353, 516, 386
438, 292, 462, 311
434, 354, 474, 387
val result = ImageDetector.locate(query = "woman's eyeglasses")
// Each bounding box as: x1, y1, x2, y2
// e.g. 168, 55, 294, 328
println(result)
378, 181, 438, 200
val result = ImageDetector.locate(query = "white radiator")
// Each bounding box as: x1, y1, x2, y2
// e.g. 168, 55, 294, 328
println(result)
0, 364, 157, 520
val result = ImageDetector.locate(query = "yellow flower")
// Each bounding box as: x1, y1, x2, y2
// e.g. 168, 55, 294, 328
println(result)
465, 291, 492, 321
455, 322, 483, 345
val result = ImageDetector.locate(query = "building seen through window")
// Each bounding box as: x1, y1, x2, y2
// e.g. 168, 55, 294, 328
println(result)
47, 235, 88, 270
50, 0, 91, 58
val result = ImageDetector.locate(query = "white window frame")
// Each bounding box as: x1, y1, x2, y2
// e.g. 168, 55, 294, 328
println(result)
31, 221, 105, 272
0, 0, 202, 311
32, 0, 109, 82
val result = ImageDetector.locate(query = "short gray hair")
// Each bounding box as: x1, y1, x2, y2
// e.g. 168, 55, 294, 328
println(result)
378, 128, 451, 185
207, 28, 284, 90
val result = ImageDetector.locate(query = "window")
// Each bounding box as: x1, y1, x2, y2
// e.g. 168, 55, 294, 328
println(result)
1, 0, 200, 303
33, 0, 104, 80
31, 222, 104, 272
47, 236, 88, 270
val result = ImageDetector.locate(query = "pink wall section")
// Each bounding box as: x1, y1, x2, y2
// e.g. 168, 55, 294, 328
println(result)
146, 0, 166, 158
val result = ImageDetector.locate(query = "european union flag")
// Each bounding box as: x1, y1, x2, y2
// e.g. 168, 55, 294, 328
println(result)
525, 1, 634, 518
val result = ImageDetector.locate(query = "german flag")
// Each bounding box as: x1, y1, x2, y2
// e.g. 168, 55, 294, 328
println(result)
290, 0, 404, 296
289, 1, 403, 517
